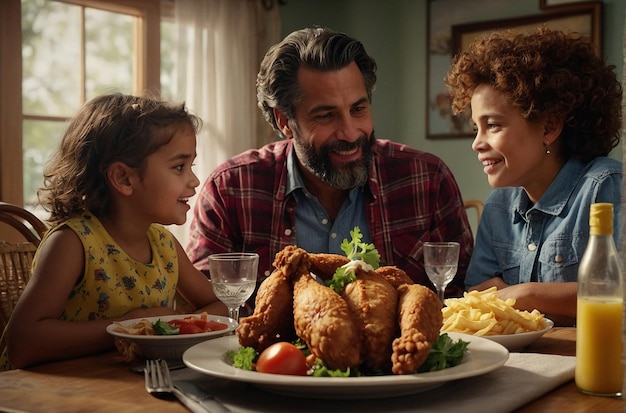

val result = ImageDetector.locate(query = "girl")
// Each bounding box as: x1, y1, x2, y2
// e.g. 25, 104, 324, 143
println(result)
444, 28, 622, 326
1, 93, 226, 369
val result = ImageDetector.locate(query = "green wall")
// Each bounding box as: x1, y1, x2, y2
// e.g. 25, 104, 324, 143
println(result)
280, 0, 625, 207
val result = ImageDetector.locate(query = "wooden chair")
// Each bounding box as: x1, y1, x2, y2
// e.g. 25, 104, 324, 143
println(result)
0, 202, 48, 332
0, 202, 47, 246
464, 199, 484, 239
463, 199, 484, 224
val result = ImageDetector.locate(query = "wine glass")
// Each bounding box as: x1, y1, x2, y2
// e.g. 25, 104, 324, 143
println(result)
207, 252, 259, 322
423, 242, 460, 303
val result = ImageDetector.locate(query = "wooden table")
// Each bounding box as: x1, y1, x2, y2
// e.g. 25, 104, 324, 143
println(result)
0, 328, 623, 412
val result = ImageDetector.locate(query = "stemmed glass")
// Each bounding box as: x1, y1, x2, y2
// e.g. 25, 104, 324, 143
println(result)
207, 252, 259, 322
423, 242, 460, 303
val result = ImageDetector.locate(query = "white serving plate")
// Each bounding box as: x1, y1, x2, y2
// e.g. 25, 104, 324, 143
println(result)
182, 332, 509, 399
106, 314, 237, 361
478, 318, 554, 351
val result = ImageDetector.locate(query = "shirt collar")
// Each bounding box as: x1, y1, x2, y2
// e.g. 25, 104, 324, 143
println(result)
514, 158, 585, 219
286, 144, 304, 195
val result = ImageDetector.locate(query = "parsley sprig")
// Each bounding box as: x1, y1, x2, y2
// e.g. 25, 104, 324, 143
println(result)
326, 227, 380, 293
418, 333, 469, 372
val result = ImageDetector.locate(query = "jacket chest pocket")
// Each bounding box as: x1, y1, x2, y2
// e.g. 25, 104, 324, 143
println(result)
493, 243, 523, 283
537, 237, 583, 282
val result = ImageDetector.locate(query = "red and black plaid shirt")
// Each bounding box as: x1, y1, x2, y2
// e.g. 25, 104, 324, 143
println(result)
187, 139, 473, 297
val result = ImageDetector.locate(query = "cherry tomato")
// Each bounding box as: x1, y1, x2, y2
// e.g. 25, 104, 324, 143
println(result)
256, 342, 308, 376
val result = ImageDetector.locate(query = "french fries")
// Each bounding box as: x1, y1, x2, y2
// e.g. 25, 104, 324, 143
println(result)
441, 287, 545, 336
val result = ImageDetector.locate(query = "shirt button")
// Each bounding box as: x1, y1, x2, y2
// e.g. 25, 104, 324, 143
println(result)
528, 243, 537, 251
331, 232, 338, 239
284, 228, 292, 236
264, 269, 271, 276
555, 255, 563, 263
321, 218, 328, 225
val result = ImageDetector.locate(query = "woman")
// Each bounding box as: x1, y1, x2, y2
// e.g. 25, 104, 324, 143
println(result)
444, 27, 622, 326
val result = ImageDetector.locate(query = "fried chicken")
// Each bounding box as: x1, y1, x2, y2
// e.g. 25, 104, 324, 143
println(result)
236, 246, 307, 351
342, 266, 398, 370
240, 245, 444, 376
309, 253, 350, 281
391, 284, 443, 375
375, 265, 414, 289
292, 269, 362, 371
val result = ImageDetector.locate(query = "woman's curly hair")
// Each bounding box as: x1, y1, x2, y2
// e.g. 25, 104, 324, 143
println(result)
444, 27, 621, 162
39, 93, 202, 227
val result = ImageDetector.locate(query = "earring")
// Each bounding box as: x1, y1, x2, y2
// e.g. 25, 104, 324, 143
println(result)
544, 141, 551, 155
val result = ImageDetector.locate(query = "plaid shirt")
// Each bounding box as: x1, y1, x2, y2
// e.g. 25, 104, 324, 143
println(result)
187, 139, 473, 297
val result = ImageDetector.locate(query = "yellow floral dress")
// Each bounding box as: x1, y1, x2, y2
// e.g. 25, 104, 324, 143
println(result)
0, 212, 179, 370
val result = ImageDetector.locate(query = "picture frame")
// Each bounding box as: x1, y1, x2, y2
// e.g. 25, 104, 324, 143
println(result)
540, 0, 591, 9
426, 0, 602, 139
453, 3, 602, 58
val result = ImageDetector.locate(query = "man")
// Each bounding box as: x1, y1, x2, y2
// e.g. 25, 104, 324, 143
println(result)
187, 27, 473, 299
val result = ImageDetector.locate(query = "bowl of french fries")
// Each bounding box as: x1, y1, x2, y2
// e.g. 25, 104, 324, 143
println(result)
441, 287, 553, 351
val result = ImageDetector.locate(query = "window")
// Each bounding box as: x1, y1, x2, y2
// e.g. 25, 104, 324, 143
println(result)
0, 0, 164, 211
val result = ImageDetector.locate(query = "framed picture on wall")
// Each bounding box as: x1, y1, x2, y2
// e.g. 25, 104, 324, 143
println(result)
427, 0, 479, 139
540, 0, 591, 8
426, 0, 602, 140
453, 4, 602, 58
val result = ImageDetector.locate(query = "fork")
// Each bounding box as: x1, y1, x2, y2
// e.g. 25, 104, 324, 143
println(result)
144, 359, 230, 413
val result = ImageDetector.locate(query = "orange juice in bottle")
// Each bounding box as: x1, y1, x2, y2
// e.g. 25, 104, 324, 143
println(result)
575, 298, 623, 394
575, 203, 623, 396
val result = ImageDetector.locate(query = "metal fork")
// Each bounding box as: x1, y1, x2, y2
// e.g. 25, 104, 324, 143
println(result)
144, 359, 230, 413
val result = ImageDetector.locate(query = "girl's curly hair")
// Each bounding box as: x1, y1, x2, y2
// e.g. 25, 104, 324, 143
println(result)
39, 93, 202, 226
444, 27, 621, 162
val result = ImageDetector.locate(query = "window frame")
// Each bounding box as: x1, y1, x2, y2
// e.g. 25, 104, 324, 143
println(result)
0, 0, 162, 206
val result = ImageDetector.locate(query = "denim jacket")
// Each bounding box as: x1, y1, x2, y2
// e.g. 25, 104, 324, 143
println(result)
466, 157, 622, 288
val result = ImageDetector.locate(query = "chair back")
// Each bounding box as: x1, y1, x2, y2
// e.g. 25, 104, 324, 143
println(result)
0, 202, 47, 332
0, 202, 47, 246
463, 199, 484, 223
0, 241, 38, 332
464, 199, 484, 239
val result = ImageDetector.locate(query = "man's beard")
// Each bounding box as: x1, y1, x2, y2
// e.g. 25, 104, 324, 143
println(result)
295, 132, 375, 190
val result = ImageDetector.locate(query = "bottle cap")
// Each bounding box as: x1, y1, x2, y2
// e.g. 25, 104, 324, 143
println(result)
589, 203, 613, 235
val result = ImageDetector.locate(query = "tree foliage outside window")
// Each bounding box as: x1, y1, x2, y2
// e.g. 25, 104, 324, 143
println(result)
20, 0, 151, 208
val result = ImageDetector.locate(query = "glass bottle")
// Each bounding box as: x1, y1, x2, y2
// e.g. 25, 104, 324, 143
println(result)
575, 203, 624, 396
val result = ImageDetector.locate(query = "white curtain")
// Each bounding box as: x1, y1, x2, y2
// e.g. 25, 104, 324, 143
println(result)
168, 0, 280, 246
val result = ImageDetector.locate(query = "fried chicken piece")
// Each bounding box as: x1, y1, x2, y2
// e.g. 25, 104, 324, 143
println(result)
273, 245, 311, 276
375, 265, 414, 289
342, 267, 398, 370
391, 284, 443, 375
292, 270, 362, 371
236, 246, 307, 351
308, 253, 350, 281
236, 268, 296, 351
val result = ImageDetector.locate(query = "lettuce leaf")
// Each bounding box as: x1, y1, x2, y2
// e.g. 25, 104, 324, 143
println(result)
227, 346, 258, 370
153, 320, 179, 335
